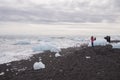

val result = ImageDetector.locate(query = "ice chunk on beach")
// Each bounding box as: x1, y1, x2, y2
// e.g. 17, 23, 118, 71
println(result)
55, 52, 61, 57
14, 40, 31, 45
33, 61, 45, 70
112, 43, 120, 49
32, 42, 61, 52
0, 72, 5, 76
88, 39, 108, 46
85, 56, 91, 59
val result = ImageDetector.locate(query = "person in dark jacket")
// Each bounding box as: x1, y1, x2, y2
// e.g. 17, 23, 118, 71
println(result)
104, 36, 111, 43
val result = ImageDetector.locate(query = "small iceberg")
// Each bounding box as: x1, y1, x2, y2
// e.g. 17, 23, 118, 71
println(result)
14, 40, 31, 45
88, 39, 108, 46
112, 43, 120, 49
32, 42, 61, 52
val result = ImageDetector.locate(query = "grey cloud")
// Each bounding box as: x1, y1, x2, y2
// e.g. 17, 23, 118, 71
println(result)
0, 0, 120, 24
114, 0, 120, 7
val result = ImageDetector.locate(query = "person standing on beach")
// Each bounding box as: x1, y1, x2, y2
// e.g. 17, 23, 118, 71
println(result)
91, 36, 96, 47
104, 36, 111, 43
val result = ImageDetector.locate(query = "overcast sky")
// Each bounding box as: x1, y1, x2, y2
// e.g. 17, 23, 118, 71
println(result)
0, 0, 120, 24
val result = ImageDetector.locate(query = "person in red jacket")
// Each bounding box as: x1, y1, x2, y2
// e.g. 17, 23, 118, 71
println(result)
91, 36, 96, 47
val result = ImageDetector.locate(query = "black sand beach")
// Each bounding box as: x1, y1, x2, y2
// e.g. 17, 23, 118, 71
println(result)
0, 45, 120, 80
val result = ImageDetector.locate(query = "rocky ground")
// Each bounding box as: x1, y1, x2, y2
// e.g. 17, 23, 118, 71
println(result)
0, 45, 120, 80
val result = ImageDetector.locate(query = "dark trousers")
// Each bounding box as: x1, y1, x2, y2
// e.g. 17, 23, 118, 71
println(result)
91, 42, 94, 47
